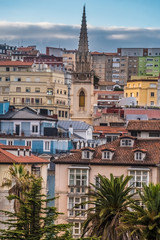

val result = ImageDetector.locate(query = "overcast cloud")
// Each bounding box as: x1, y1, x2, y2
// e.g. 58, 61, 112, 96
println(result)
1, 21, 160, 53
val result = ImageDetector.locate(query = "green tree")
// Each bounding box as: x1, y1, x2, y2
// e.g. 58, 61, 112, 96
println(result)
0, 169, 72, 240
122, 183, 160, 240
81, 174, 135, 240
2, 164, 31, 213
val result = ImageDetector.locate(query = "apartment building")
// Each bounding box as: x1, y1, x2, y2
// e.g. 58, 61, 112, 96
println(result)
54, 134, 160, 238
124, 77, 158, 107
0, 61, 69, 119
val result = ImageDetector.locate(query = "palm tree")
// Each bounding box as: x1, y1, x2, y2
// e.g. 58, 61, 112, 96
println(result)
122, 183, 160, 240
2, 164, 31, 213
81, 174, 135, 240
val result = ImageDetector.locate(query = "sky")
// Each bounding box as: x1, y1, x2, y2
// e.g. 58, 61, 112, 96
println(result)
1, 0, 160, 53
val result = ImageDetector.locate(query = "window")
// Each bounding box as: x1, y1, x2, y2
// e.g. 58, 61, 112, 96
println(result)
150, 101, 154, 106
79, 91, 85, 108
103, 151, 110, 159
43, 141, 50, 151
95, 176, 100, 188
35, 99, 40, 104
8, 140, 13, 146
32, 125, 38, 133
47, 88, 53, 95
136, 92, 138, 97
5, 77, 10, 81
58, 110, 61, 117
65, 111, 68, 118
6, 67, 10, 72
64, 90, 67, 95
26, 141, 31, 147
129, 170, 149, 194
149, 132, 160, 137
26, 98, 30, 104
35, 88, 40, 92
69, 169, 88, 186
135, 152, 142, 160
151, 92, 154, 97
16, 87, 21, 92
68, 197, 87, 217
0, 77, 2, 81
47, 99, 52, 104
32, 166, 40, 177
121, 139, 132, 146
14, 77, 21, 82
72, 222, 82, 236
62, 111, 64, 117
26, 87, 31, 92
83, 151, 90, 159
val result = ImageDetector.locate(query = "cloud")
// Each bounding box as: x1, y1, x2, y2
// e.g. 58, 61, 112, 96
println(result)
0, 21, 160, 53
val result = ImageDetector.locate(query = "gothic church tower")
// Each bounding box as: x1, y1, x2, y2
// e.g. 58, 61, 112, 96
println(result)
70, 6, 94, 124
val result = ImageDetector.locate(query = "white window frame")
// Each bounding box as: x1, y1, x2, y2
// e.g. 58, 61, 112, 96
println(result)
135, 152, 143, 160
7, 140, 13, 146
121, 139, 132, 146
103, 151, 110, 159
72, 222, 82, 236
68, 168, 89, 187
129, 169, 149, 194
68, 196, 87, 217
25, 140, 32, 148
43, 140, 50, 152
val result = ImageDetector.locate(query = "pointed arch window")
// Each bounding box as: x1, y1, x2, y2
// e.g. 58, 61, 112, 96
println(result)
79, 91, 85, 108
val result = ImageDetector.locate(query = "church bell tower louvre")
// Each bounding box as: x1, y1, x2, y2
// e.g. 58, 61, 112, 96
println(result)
70, 5, 95, 125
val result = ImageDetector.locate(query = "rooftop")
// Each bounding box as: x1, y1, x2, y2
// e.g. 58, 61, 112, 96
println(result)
127, 120, 160, 131
53, 138, 160, 166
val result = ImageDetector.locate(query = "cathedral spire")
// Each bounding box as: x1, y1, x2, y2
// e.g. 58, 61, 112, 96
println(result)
78, 5, 89, 53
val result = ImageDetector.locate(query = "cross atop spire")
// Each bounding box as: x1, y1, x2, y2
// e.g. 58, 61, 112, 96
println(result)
78, 5, 89, 53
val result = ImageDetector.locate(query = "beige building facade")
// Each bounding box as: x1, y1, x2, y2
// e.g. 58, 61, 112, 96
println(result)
0, 61, 70, 119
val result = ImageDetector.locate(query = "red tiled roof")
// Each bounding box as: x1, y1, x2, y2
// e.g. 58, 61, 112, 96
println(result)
0, 144, 30, 150
0, 148, 49, 164
0, 61, 33, 66
53, 138, 160, 166
93, 126, 127, 134
127, 120, 160, 131
124, 109, 160, 119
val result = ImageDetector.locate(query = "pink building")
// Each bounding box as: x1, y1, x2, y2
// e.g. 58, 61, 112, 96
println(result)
54, 135, 160, 238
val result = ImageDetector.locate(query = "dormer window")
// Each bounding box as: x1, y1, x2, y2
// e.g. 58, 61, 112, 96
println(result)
103, 151, 110, 159
135, 152, 142, 160
120, 136, 135, 147
84, 151, 90, 159
121, 139, 132, 146
133, 149, 147, 161
101, 148, 115, 160
82, 148, 95, 160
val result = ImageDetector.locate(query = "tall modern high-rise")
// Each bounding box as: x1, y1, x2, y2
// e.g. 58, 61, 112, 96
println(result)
70, 6, 94, 124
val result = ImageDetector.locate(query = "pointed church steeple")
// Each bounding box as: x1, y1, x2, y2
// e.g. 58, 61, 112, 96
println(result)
75, 5, 91, 76
78, 5, 89, 53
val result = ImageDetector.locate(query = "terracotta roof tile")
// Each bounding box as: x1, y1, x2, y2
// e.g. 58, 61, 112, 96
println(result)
93, 126, 127, 134
127, 120, 160, 131
0, 148, 49, 164
53, 138, 160, 166
0, 61, 33, 66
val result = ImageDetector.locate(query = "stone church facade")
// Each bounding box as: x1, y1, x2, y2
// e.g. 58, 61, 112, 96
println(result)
70, 6, 95, 125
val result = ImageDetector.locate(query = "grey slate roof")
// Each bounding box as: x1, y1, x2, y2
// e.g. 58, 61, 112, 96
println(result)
0, 106, 56, 121
58, 120, 91, 131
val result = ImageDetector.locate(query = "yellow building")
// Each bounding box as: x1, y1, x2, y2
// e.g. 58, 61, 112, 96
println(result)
0, 61, 69, 119
124, 77, 158, 107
